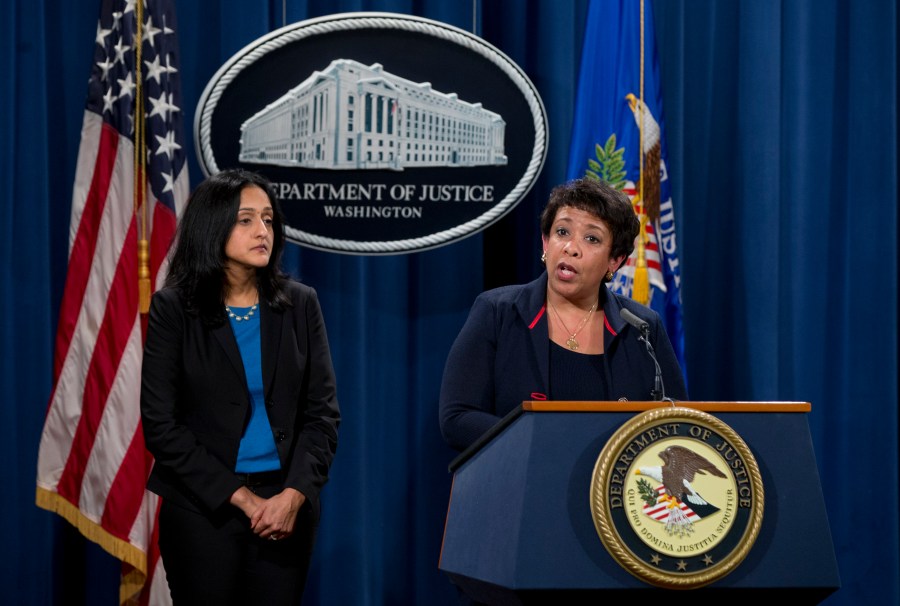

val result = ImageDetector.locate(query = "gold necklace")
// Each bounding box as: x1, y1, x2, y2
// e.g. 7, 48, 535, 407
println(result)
547, 299, 598, 351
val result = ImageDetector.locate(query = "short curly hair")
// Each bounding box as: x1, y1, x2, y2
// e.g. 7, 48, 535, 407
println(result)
540, 178, 639, 269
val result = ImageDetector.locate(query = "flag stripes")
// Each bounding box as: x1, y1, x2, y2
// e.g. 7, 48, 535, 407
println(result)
52, 120, 119, 381
642, 485, 699, 522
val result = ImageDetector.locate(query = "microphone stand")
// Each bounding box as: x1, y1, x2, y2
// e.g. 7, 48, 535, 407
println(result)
619, 308, 675, 404
636, 325, 666, 402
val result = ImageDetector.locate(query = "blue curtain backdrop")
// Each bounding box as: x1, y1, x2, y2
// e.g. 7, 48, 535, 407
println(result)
7, 0, 896, 604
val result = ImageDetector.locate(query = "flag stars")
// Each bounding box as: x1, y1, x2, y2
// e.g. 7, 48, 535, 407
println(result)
148, 92, 179, 121
143, 16, 162, 49
96, 56, 115, 81
160, 171, 175, 194
112, 38, 130, 66
155, 131, 182, 160
95, 22, 112, 46
88, 3, 186, 183
117, 72, 136, 101
110, 11, 124, 32
144, 55, 166, 84
102, 87, 117, 114
163, 54, 179, 76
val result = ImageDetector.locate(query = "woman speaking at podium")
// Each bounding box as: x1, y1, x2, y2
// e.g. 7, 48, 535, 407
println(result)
439, 178, 686, 452
141, 169, 340, 604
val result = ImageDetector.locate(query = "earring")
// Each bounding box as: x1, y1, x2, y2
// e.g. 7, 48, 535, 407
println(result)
605, 270, 614, 281
541, 251, 547, 264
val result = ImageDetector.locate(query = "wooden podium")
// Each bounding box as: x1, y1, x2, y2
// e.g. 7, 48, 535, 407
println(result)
439, 402, 840, 604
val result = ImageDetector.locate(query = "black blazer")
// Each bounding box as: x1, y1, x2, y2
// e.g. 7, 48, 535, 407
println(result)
140, 281, 340, 515
439, 273, 687, 451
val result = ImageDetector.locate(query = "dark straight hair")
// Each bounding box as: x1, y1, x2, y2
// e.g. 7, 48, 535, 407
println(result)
165, 168, 291, 325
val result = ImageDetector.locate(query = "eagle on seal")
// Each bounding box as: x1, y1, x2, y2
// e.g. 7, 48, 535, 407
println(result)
637, 445, 727, 518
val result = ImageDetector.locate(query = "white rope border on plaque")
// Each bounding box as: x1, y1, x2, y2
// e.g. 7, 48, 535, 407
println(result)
195, 12, 548, 255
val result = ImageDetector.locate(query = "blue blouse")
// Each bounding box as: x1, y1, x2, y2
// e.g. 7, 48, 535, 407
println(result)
228, 305, 281, 473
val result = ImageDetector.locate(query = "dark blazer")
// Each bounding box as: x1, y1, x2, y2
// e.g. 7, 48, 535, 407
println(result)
439, 273, 687, 451
141, 281, 340, 515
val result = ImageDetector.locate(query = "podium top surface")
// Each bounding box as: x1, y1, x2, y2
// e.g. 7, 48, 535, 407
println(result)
449, 401, 811, 472
522, 401, 812, 413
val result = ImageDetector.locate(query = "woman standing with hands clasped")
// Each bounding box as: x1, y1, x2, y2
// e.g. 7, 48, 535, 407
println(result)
141, 168, 340, 604
439, 178, 686, 453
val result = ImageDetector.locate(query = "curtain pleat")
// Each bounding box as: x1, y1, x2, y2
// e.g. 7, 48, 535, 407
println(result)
8, 0, 896, 604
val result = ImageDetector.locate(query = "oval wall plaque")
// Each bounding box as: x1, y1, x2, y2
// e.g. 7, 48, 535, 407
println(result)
195, 12, 548, 255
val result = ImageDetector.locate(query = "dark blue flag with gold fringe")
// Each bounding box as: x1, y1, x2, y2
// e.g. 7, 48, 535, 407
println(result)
566, 0, 687, 381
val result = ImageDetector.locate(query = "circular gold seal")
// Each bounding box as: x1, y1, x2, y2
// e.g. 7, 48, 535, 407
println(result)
590, 407, 764, 589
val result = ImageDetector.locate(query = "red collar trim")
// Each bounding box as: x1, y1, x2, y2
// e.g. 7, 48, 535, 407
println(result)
528, 305, 546, 329
603, 314, 617, 336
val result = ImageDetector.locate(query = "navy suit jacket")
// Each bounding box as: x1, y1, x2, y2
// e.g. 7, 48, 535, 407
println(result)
439, 274, 687, 451
141, 281, 340, 514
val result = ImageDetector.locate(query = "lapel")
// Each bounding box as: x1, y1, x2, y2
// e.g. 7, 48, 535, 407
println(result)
259, 299, 283, 398
601, 286, 626, 352
210, 298, 283, 397
517, 274, 551, 395
517, 276, 623, 397
211, 319, 247, 388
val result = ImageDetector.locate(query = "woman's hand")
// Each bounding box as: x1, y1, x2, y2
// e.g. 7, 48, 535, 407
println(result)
250, 487, 306, 540
229, 485, 265, 518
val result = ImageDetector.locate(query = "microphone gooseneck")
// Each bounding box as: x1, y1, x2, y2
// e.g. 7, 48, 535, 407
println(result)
619, 308, 671, 403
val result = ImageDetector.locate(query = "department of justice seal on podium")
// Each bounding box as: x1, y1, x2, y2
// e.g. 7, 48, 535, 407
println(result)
590, 406, 764, 589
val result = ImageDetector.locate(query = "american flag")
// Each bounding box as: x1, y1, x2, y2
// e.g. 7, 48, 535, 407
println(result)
36, 0, 187, 603
642, 485, 701, 523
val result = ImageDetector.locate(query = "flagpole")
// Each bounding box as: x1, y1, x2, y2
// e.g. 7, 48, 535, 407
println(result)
632, 0, 650, 305
639, 0, 644, 197
136, 0, 151, 314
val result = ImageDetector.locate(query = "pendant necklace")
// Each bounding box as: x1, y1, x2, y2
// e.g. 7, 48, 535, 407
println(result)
225, 301, 258, 322
547, 299, 598, 351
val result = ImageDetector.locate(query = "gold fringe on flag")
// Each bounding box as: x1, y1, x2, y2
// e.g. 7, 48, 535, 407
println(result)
632, 0, 650, 305
36, 487, 148, 600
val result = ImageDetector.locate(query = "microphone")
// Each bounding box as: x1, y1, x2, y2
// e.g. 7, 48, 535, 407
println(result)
619, 308, 668, 402
619, 308, 649, 334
